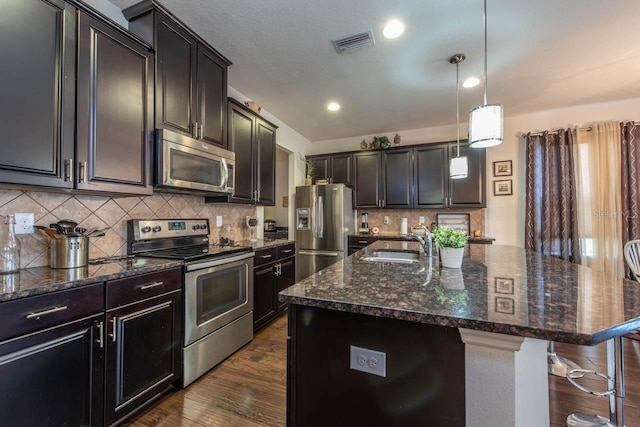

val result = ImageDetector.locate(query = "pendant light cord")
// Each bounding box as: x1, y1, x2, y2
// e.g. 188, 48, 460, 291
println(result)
483, 0, 488, 106
456, 60, 461, 157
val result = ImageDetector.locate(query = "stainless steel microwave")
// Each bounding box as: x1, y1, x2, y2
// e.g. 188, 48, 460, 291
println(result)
156, 129, 235, 194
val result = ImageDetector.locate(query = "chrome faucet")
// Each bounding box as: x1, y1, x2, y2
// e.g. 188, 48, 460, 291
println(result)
409, 224, 433, 258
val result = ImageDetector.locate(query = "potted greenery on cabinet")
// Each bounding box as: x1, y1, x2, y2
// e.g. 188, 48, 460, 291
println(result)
433, 226, 469, 268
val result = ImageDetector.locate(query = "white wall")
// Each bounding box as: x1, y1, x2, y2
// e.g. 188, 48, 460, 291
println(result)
311, 97, 640, 248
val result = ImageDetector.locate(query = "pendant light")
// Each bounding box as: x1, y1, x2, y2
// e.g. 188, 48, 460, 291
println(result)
469, 0, 503, 148
449, 54, 468, 179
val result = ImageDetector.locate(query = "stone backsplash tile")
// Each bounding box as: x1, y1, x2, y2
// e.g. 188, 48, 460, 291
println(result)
356, 208, 485, 235
0, 189, 257, 269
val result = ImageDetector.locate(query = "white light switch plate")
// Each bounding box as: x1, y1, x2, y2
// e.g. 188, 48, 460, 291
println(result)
15, 213, 34, 234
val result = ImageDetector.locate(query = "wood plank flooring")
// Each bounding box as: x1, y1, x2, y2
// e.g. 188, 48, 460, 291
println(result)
124, 313, 640, 426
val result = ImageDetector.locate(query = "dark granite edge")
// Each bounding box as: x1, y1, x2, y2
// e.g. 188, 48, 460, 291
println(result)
278, 294, 640, 346
0, 259, 183, 303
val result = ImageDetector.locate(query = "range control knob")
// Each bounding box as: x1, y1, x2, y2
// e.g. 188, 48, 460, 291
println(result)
200, 224, 207, 230
192, 224, 201, 230
141, 226, 151, 233
152, 226, 162, 233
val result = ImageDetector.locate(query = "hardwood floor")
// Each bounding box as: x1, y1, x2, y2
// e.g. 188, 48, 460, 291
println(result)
124, 313, 640, 427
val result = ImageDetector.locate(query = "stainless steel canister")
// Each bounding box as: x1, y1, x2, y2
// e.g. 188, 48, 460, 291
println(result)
50, 236, 89, 269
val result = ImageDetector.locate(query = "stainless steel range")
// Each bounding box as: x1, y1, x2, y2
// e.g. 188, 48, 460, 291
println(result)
127, 218, 254, 387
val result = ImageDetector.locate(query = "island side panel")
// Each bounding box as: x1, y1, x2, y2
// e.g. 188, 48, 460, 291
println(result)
287, 305, 465, 427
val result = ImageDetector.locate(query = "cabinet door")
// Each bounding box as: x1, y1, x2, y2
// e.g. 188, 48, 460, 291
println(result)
105, 290, 182, 425
254, 264, 276, 330
0, 0, 75, 188
76, 12, 153, 195
228, 101, 256, 204
0, 314, 104, 427
257, 119, 276, 205
310, 156, 329, 184
196, 44, 227, 147
276, 257, 296, 311
155, 13, 196, 137
382, 149, 413, 208
414, 144, 447, 208
449, 144, 486, 207
353, 152, 381, 208
330, 154, 352, 186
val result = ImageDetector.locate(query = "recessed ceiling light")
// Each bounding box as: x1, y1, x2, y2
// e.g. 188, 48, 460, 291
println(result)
327, 102, 340, 111
383, 20, 404, 39
463, 77, 480, 88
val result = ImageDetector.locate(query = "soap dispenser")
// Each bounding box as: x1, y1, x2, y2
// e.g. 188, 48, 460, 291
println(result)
400, 218, 408, 235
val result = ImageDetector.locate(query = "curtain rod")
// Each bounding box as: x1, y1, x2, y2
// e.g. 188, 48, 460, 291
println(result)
527, 122, 640, 137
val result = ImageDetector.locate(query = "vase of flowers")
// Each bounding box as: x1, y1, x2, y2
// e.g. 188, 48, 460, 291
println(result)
432, 226, 469, 269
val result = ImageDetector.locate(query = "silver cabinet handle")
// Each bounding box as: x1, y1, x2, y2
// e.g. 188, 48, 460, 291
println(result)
26, 305, 68, 319
110, 317, 117, 342
78, 161, 87, 183
97, 321, 104, 349
282, 249, 293, 253
199, 123, 204, 139
192, 122, 198, 138
358, 240, 368, 244
140, 281, 164, 290
260, 254, 272, 259
278, 264, 282, 276
64, 159, 73, 182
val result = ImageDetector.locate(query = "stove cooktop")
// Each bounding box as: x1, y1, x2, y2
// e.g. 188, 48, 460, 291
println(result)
140, 244, 253, 262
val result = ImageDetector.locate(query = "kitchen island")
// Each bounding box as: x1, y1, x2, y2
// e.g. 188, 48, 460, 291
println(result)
279, 240, 640, 426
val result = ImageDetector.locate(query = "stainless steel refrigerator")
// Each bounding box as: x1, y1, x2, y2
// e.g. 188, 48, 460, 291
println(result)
295, 184, 354, 281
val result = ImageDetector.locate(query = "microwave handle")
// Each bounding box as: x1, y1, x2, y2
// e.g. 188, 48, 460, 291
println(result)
221, 158, 228, 189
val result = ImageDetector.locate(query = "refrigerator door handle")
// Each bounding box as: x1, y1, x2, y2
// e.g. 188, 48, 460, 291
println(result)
312, 194, 317, 238
298, 250, 339, 257
318, 195, 324, 238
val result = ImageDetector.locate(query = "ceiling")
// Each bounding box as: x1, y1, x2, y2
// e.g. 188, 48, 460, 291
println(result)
110, 0, 640, 143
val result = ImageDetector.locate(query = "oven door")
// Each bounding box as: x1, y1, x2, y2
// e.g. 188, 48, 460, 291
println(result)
156, 129, 235, 194
184, 252, 254, 346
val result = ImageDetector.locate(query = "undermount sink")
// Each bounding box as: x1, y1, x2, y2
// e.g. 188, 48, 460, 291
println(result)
360, 250, 421, 264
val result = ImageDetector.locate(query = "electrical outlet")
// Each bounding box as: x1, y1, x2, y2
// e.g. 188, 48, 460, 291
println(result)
14, 213, 34, 234
216, 216, 222, 227
383, 216, 389, 224
418, 216, 425, 224
350, 345, 386, 377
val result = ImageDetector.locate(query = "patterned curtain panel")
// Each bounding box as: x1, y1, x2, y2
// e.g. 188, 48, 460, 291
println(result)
525, 130, 580, 263
621, 122, 640, 278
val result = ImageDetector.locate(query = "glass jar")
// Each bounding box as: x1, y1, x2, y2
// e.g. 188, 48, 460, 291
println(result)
0, 214, 21, 274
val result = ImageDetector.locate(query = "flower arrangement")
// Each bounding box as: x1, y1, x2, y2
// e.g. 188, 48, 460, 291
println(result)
432, 226, 469, 248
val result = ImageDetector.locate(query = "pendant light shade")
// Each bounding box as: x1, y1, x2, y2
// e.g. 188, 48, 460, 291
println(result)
449, 53, 468, 180
469, 0, 503, 148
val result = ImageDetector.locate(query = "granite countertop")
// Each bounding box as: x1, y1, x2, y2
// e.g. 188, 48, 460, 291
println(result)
244, 239, 294, 250
279, 240, 640, 345
0, 258, 183, 303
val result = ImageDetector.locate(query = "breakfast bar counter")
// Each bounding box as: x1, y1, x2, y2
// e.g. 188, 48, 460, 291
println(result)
280, 241, 640, 426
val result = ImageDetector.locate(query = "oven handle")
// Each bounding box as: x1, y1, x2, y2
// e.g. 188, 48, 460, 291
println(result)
186, 251, 255, 271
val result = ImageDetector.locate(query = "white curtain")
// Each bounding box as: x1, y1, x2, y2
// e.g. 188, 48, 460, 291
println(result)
574, 121, 625, 276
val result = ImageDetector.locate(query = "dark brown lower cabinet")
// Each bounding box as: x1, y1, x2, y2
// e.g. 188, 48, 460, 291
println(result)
253, 243, 295, 331
105, 269, 182, 426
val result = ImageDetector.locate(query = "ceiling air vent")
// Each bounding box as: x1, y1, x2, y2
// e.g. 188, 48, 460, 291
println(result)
332, 30, 375, 54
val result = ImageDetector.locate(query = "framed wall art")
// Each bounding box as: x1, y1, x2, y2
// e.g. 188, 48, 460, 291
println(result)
495, 297, 515, 314
495, 277, 514, 294
493, 160, 512, 177
494, 179, 513, 196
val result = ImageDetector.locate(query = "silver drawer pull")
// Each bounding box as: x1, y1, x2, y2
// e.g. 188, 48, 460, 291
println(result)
358, 240, 368, 244
26, 305, 68, 319
140, 281, 164, 290
260, 254, 272, 259
282, 249, 293, 253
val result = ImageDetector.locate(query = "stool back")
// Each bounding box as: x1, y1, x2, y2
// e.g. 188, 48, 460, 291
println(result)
623, 240, 640, 282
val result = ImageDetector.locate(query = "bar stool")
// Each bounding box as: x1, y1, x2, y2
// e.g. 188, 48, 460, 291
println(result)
565, 336, 625, 427
548, 340, 581, 376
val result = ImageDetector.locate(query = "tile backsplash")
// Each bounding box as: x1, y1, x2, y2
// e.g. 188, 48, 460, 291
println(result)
355, 208, 485, 236
0, 189, 257, 268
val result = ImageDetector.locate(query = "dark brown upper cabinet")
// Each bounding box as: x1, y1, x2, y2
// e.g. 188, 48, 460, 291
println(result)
207, 99, 277, 205
414, 141, 486, 208
0, 0, 153, 196
76, 11, 154, 195
0, 0, 76, 189
308, 153, 353, 186
353, 149, 412, 209
124, 1, 231, 148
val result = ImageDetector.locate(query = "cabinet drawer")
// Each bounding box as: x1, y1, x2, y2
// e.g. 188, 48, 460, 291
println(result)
277, 244, 295, 259
254, 247, 278, 267
0, 283, 104, 342
107, 268, 182, 309
348, 236, 376, 246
